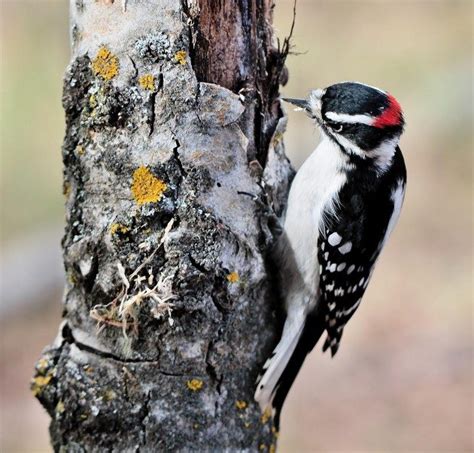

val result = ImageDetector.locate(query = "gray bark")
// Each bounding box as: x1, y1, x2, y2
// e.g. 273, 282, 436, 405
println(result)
32, 0, 292, 450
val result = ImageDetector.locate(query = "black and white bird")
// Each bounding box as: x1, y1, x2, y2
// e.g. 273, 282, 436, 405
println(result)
255, 81, 407, 428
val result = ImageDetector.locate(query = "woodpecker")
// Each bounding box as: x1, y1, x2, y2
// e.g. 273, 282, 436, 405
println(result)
255, 81, 407, 428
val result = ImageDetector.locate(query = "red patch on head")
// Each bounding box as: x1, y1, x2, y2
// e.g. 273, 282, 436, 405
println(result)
372, 94, 402, 128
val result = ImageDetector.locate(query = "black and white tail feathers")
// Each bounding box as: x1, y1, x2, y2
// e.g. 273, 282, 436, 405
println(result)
254, 307, 326, 429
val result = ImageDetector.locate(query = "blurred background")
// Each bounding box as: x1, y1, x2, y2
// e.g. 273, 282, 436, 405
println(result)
0, 0, 472, 451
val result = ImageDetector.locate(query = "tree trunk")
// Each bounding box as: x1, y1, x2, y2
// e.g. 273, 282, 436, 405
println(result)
32, 0, 292, 450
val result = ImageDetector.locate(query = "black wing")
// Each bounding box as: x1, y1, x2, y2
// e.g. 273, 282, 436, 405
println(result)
318, 148, 406, 356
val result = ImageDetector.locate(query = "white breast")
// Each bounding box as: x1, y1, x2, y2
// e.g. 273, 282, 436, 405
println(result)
277, 134, 349, 315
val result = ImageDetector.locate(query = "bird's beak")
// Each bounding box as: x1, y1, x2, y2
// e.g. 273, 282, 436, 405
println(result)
282, 97, 310, 111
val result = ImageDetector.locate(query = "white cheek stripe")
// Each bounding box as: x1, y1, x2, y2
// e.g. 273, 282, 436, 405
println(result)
325, 111, 375, 126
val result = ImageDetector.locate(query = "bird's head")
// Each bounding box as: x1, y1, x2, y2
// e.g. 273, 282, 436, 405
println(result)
283, 82, 405, 167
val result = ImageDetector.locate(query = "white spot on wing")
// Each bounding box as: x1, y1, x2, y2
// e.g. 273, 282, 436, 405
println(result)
347, 265, 355, 274
326, 281, 335, 292
338, 242, 352, 254
328, 232, 342, 246
337, 263, 346, 271
343, 298, 362, 316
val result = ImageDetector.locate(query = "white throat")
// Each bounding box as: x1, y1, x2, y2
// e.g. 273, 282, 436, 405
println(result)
328, 131, 399, 174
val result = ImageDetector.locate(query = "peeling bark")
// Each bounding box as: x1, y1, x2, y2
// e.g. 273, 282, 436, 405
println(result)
33, 0, 293, 450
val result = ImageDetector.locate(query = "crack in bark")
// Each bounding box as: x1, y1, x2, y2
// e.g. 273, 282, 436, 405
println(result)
148, 90, 157, 137
138, 391, 151, 449
62, 323, 160, 364
205, 339, 224, 417
128, 55, 138, 78
172, 137, 187, 178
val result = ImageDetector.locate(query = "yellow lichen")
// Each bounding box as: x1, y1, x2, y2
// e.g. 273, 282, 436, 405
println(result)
68, 272, 78, 285
244, 421, 251, 428
131, 166, 167, 206
63, 181, 71, 198
227, 271, 240, 283
110, 223, 129, 235
271, 426, 279, 438
89, 94, 97, 108
235, 400, 247, 410
103, 389, 117, 401
92, 46, 119, 80
175, 50, 187, 65
36, 357, 49, 374
259, 445, 266, 451
269, 445, 276, 453
76, 145, 85, 156
273, 131, 284, 145
260, 407, 272, 424
187, 379, 204, 391
56, 401, 65, 414
139, 74, 155, 91
31, 374, 52, 396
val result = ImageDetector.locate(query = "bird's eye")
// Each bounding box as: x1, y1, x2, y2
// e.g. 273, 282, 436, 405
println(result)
326, 121, 344, 133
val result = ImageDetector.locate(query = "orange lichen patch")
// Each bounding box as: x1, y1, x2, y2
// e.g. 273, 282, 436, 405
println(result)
271, 426, 279, 438
31, 374, 52, 396
260, 407, 271, 424
235, 400, 247, 410
175, 50, 187, 65
131, 166, 167, 206
139, 74, 155, 91
187, 379, 204, 391
227, 271, 239, 283
92, 46, 119, 81
110, 223, 129, 235
269, 444, 276, 453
